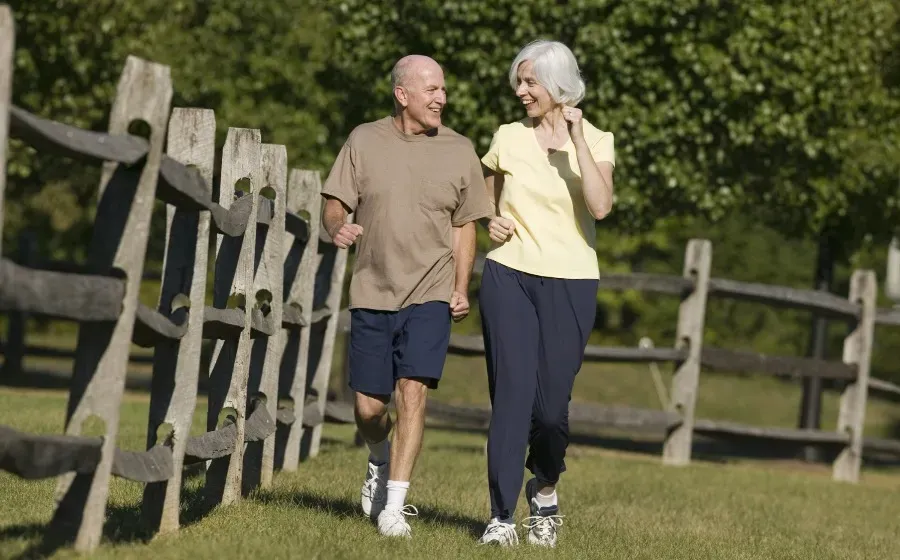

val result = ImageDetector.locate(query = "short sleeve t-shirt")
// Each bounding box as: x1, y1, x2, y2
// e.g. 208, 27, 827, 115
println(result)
481, 118, 615, 280
322, 116, 494, 311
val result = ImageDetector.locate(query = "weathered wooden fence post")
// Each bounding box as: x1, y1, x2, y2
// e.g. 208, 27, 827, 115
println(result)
0, 6, 13, 380
142, 108, 215, 533
50, 56, 172, 552
204, 127, 263, 507
833, 269, 877, 483
301, 223, 350, 460
242, 144, 287, 493
0, 4, 10, 251
276, 169, 322, 472
662, 239, 712, 466
887, 236, 900, 303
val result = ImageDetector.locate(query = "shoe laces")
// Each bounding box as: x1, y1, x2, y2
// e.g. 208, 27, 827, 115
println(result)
383, 505, 418, 530
482, 520, 519, 545
363, 464, 385, 498
523, 514, 564, 540
398, 504, 418, 518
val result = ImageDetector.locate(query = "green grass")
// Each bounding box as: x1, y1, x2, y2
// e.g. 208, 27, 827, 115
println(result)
3, 322, 900, 559
2, 361, 900, 558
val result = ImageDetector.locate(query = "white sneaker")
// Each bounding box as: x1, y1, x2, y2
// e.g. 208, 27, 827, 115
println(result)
360, 461, 388, 519
523, 478, 564, 548
478, 518, 519, 546
377, 505, 418, 538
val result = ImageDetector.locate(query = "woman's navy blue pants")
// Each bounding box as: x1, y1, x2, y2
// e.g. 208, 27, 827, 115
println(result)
479, 259, 598, 520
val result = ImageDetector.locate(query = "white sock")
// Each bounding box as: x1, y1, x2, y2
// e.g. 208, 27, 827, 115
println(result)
385, 480, 409, 511
535, 489, 558, 508
494, 516, 514, 525
366, 438, 390, 466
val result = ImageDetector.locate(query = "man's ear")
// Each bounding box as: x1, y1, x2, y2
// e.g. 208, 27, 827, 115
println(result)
394, 86, 408, 108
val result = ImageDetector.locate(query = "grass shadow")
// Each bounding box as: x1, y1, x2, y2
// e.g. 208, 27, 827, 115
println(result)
2, 483, 216, 559
100, 481, 216, 545
255, 487, 359, 518
255, 488, 484, 538
413, 503, 484, 539
0, 524, 49, 560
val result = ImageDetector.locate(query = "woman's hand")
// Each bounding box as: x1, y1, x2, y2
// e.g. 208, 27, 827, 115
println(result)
488, 216, 516, 243
562, 106, 585, 145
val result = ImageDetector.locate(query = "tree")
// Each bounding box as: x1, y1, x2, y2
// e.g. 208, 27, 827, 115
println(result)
317, 0, 900, 440
321, 0, 898, 240
5, 0, 336, 260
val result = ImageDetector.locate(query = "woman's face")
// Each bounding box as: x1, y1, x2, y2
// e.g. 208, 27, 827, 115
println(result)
515, 60, 555, 118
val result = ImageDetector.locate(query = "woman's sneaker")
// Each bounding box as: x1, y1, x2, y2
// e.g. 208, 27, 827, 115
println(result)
523, 478, 564, 548
478, 518, 519, 547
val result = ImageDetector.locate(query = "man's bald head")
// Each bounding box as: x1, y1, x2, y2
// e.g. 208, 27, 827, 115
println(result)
391, 55, 443, 89
390, 54, 446, 134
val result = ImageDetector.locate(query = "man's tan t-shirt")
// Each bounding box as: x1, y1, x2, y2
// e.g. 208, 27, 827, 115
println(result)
322, 116, 494, 311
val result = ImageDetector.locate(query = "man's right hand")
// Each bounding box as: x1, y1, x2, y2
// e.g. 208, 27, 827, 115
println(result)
487, 216, 516, 243
331, 223, 364, 249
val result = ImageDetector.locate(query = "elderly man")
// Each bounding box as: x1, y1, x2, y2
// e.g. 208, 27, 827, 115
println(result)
320, 54, 493, 538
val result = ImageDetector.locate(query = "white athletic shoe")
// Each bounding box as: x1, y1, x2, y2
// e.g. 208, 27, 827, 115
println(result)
360, 461, 388, 519
377, 505, 418, 538
523, 478, 564, 548
478, 518, 519, 546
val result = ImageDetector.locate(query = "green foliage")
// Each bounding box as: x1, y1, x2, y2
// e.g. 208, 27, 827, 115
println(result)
9, 0, 899, 260
319, 0, 900, 254
590, 213, 816, 355
317, 0, 900, 381
122, 0, 337, 171
6, 1, 144, 259
5, 0, 335, 259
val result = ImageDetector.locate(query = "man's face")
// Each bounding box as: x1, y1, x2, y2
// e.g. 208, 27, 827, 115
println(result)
399, 64, 447, 132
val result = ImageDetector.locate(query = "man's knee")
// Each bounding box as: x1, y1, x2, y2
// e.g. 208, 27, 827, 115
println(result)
355, 392, 389, 424
396, 378, 429, 413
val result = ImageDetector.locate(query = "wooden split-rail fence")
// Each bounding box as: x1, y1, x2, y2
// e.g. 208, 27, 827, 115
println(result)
0, 7, 348, 553
395, 242, 900, 479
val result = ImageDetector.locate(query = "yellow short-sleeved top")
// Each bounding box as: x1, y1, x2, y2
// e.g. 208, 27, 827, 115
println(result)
481, 117, 615, 280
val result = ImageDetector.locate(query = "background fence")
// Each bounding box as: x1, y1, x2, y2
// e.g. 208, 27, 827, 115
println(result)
406, 243, 900, 480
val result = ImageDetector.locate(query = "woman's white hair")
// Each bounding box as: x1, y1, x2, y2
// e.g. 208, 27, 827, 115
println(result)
508, 40, 586, 106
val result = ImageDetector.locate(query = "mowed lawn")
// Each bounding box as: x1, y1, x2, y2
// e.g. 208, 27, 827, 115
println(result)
2, 352, 900, 559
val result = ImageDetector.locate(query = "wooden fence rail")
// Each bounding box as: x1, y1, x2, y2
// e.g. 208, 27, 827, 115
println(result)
446, 245, 900, 474
0, 7, 349, 553
334, 246, 900, 476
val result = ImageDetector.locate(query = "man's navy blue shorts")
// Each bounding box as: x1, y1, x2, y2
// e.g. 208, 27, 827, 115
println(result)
348, 301, 451, 396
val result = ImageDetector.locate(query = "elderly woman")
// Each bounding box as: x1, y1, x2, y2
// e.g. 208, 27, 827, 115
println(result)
477, 40, 615, 548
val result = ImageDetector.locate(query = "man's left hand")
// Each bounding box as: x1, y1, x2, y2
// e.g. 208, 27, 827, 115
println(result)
450, 291, 470, 322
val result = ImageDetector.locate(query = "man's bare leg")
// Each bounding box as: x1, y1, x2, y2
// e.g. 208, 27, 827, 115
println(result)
389, 378, 429, 481
377, 377, 429, 537
355, 391, 392, 446
356, 391, 392, 520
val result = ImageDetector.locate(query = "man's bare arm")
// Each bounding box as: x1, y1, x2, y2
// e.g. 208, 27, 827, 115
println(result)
322, 196, 362, 249
477, 166, 504, 230
452, 221, 477, 293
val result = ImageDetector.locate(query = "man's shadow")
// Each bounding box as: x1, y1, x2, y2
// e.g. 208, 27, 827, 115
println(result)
254, 488, 484, 539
